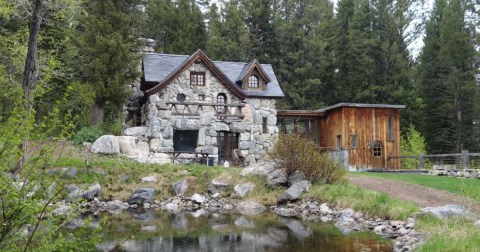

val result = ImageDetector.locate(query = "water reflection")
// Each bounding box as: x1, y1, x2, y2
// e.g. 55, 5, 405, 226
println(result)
94, 209, 392, 252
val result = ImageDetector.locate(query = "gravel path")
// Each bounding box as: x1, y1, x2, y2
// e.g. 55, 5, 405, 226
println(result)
348, 175, 475, 208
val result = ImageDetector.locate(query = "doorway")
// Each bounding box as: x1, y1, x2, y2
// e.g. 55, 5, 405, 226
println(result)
217, 131, 239, 164
371, 141, 385, 169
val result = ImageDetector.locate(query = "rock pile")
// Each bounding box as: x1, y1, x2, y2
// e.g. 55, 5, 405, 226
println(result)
271, 200, 421, 252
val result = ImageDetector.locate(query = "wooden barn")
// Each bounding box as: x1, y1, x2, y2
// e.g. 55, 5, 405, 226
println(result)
277, 103, 405, 170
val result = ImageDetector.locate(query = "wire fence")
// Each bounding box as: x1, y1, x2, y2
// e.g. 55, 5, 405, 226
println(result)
387, 151, 480, 170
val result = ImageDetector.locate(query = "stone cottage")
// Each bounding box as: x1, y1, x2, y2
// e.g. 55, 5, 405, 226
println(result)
122, 50, 284, 165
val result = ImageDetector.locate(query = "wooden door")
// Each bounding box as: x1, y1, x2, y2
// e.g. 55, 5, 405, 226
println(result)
371, 141, 385, 169
217, 131, 239, 164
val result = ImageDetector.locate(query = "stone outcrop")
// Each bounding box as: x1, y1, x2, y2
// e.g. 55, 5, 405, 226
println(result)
171, 180, 189, 196
91, 135, 120, 154
266, 168, 287, 187
127, 188, 155, 205
240, 160, 277, 177
234, 183, 255, 198
287, 170, 306, 187
277, 180, 311, 203
237, 201, 267, 215
420, 205, 466, 218
207, 179, 231, 194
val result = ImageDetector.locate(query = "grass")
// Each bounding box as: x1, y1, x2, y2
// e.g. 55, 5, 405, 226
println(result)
350, 172, 480, 201
304, 182, 419, 220
415, 215, 480, 252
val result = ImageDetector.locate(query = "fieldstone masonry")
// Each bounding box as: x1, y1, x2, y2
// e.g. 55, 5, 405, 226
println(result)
121, 61, 280, 165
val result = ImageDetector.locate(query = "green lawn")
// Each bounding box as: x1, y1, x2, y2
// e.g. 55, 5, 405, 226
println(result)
350, 172, 480, 201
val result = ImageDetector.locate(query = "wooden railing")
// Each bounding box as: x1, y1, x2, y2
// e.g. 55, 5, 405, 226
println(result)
387, 151, 480, 170
166, 101, 245, 119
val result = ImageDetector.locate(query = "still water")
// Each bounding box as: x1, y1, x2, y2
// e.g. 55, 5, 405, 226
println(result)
79, 209, 392, 252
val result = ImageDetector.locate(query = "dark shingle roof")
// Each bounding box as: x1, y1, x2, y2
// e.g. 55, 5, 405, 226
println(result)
143, 53, 284, 99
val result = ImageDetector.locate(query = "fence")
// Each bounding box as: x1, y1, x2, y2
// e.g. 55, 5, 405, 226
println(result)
387, 151, 480, 170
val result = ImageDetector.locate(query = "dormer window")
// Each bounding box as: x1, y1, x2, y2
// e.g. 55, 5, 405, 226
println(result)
191, 72, 205, 86
248, 75, 259, 88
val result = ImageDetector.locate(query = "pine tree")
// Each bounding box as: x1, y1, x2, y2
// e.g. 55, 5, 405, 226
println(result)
218, 0, 252, 61
205, 3, 224, 59
72, 0, 143, 126
417, 0, 478, 153
146, 0, 206, 54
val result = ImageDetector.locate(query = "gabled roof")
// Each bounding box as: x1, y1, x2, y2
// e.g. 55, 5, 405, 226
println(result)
142, 50, 284, 99
235, 59, 271, 84
317, 103, 406, 112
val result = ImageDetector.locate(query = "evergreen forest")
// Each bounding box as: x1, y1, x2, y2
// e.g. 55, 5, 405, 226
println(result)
1, 0, 479, 154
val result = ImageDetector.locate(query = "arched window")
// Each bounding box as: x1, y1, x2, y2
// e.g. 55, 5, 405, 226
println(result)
373, 142, 382, 157
248, 75, 259, 88
217, 93, 227, 114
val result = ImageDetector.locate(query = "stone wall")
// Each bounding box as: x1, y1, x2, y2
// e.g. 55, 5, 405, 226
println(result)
123, 62, 279, 165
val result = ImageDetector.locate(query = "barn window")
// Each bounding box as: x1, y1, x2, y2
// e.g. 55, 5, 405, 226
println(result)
373, 142, 382, 157
216, 93, 227, 114
336, 134, 342, 149
190, 72, 205, 86
248, 75, 259, 88
351, 135, 357, 149
388, 116, 394, 141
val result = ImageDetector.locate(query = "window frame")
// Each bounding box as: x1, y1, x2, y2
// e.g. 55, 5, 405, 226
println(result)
373, 142, 382, 157
248, 75, 259, 88
190, 72, 205, 86
387, 116, 394, 141
216, 93, 227, 114
350, 134, 357, 149
336, 134, 342, 150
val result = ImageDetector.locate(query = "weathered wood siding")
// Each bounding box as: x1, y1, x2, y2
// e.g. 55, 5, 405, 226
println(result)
320, 107, 401, 169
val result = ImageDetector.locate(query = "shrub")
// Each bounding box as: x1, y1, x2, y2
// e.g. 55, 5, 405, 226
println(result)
73, 126, 104, 145
400, 124, 427, 169
270, 133, 346, 184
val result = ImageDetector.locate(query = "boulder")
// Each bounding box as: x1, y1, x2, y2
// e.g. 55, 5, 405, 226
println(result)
319, 203, 333, 215
207, 179, 231, 194
127, 188, 155, 205
81, 182, 101, 201
141, 176, 157, 183
170, 180, 189, 196
277, 180, 311, 203
421, 205, 466, 219
240, 161, 276, 177
237, 201, 266, 215
474, 220, 480, 226
91, 135, 120, 154
335, 214, 360, 234
234, 183, 255, 198
190, 194, 206, 204
266, 168, 288, 187
123, 126, 148, 136
106, 200, 128, 215
273, 207, 296, 217
52, 205, 72, 216
287, 170, 306, 187
148, 153, 171, 164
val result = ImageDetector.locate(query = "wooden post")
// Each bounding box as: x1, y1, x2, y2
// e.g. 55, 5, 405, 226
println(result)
463, 150, 469, 170
419, 153, 425, 170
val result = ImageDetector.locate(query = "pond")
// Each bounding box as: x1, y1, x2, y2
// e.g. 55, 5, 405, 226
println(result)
73, 209, 393, 251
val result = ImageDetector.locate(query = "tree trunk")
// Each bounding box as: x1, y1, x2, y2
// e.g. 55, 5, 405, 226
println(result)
91, 102, 105, 126
14, 0, 44, 174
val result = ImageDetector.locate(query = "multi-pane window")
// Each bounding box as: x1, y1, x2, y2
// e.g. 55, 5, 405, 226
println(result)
190, 72, 205, 86
388, 116, 394, 141
373, 142, 382, 157
216, 93, 227, 114
248, 75, 259, 88
351, 135, 357, 149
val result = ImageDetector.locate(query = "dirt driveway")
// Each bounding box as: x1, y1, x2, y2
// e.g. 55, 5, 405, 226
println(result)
348, 175, 476, 208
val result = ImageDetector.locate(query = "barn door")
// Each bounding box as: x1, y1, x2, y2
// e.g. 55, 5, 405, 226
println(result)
371, 141, 385, 169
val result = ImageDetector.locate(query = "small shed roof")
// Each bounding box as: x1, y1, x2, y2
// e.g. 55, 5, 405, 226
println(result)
317, 103, 406, 112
